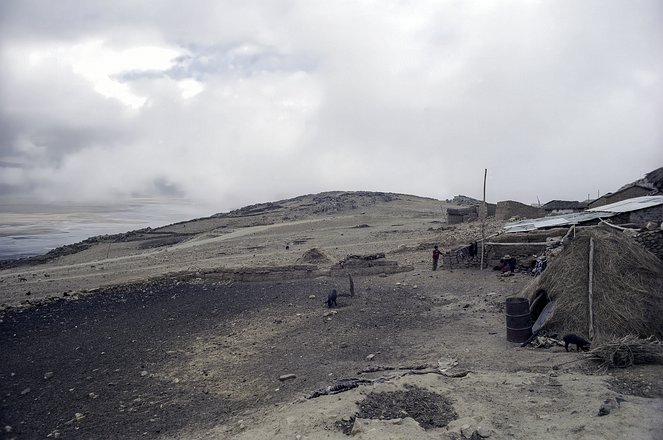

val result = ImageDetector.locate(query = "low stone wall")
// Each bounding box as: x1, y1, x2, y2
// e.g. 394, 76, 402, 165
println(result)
441, 228, 567, 270
634, 229, 663, 260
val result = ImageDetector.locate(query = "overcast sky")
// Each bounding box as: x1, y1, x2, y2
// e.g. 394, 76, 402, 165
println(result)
1, 0, 661, 213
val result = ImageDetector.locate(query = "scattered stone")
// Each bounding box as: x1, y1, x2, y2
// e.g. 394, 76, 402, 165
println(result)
279, 374, 297, 381
598, 397, 625, 416
351, 418, 365, 435
461, 424, 474, 438
89, 392, 98, 399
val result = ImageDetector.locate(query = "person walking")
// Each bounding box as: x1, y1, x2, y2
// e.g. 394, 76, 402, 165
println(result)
432, 245, 442, 271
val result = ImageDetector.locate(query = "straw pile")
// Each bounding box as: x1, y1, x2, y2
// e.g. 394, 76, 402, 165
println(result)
522, 225, 663, 344
587, 336, 663, 369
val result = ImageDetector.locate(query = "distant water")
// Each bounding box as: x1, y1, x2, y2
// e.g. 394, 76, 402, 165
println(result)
0, 198, 216, 260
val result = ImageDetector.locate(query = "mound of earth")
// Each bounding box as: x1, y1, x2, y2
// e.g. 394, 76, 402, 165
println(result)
298, 248, 334, 264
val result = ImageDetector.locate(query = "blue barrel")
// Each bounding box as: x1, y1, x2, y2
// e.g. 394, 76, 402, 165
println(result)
505, 297, 532, 343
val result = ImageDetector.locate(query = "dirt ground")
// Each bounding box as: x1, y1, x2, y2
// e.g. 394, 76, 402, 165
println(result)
1, 192, 662, 440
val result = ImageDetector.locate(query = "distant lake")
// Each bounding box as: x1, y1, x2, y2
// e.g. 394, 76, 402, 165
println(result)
0, 198, 217, 260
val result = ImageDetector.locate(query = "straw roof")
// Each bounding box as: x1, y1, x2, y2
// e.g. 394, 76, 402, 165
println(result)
522, 225, 663, 343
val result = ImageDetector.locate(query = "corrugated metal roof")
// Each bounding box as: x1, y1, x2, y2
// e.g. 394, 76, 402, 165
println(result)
503, 211, 614, 233
586, 195, 663, 213
502, 195, 662, 233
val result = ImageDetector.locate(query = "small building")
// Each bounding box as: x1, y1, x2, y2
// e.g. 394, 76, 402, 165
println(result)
589, 184, 654, 209
587, 195, 663, 225
445, 201, 496, 224
542, 200, 588, 215
446, 206, 478, 224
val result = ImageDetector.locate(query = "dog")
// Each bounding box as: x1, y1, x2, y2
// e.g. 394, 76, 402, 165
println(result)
563, 333, 591, 352
326, 288, 337, 308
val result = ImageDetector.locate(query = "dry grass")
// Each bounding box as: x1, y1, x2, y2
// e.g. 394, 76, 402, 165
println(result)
587, 335, 663, 369
522, 226, 663, 343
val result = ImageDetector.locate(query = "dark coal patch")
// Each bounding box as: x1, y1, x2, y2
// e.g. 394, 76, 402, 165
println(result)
356, 384, 457, 429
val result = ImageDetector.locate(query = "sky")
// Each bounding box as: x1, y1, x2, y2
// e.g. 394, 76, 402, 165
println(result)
1, 0, 662, 214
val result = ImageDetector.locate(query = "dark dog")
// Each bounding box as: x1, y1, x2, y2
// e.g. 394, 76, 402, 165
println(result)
326, 289, 337, 308
563, 333, 591, 352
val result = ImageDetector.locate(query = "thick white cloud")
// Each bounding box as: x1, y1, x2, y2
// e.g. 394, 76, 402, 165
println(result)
0, 0, 661, 211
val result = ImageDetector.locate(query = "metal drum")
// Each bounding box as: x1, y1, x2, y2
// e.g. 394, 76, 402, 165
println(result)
505, 297, 532, 343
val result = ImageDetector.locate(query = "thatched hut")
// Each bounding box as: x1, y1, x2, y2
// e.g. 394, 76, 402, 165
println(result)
521, 225, 663, 344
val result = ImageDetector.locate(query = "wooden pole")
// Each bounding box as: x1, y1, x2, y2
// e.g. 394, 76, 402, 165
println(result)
588, 237, 595, 339
480, 168, 487, 270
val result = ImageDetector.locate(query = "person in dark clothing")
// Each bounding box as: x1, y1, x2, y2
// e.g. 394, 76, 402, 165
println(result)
469, 241, 478, 259
432, 245, 442, 271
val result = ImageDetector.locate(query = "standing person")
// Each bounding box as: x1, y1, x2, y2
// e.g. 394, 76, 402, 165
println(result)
432, 245, 442, 271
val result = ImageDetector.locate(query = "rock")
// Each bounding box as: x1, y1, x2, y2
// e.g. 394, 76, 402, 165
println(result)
140, 370, 148, 377
351, 418, 366, 435
477, 426, 493, 438
366, 353, 376, 361
44, 371, 54, 380
308, 295, 316, 299
461, 424, 475, 438
20, 387, 31, 395
598, 397, 624, 416
323, 310, 337, 317
279, 374, 297, 381
89, 392, 98, 399
446, 417, 479, 436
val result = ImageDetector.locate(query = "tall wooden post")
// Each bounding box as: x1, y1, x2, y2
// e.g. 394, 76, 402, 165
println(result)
588, 237, 595, 339
480, 168, 487, 270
